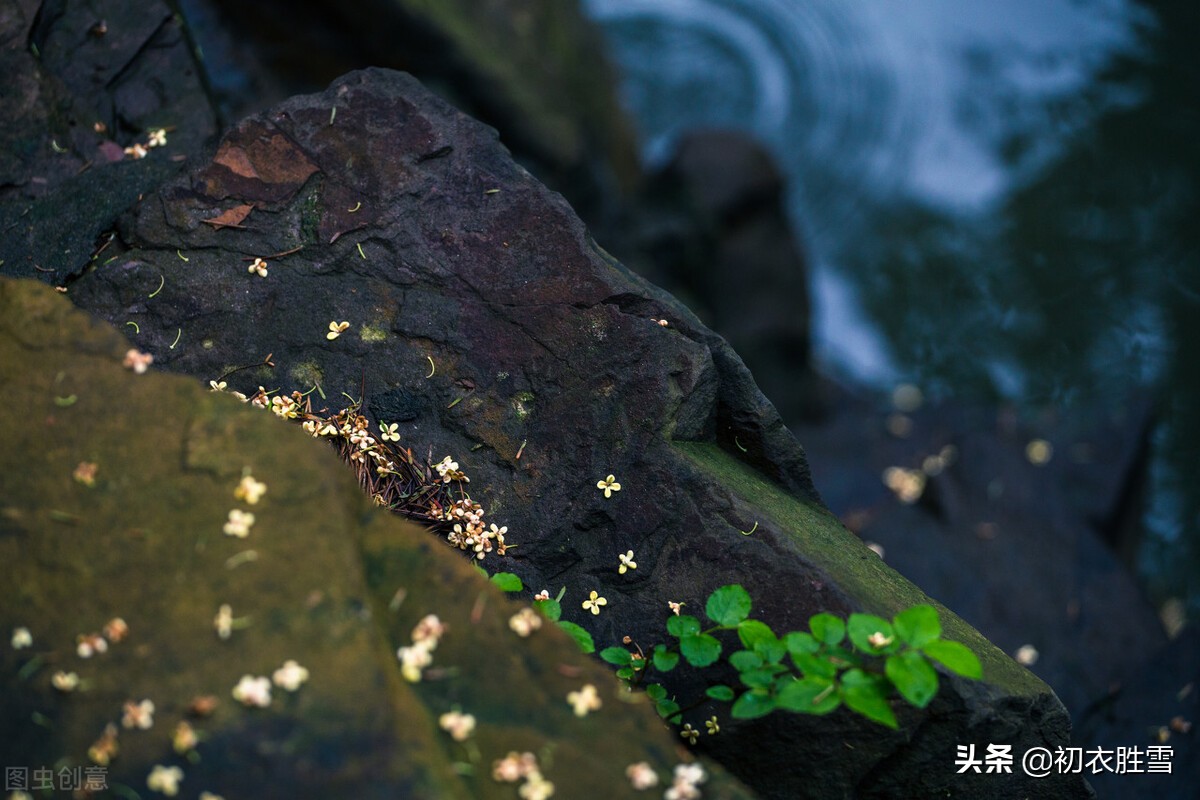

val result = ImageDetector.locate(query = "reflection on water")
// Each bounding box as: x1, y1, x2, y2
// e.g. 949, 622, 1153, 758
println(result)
584, 0, 1198, 613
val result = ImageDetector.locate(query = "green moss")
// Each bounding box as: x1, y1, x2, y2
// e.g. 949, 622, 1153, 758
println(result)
672, 441, 1045, 697
512, 391, 535, 419
290, 360, 324, 387
359, 324, 388, 342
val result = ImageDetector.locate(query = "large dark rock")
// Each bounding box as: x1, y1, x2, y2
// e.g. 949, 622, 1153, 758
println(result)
623, 130, 820, 424
1, 276, 753, 799
0, 0, 218, 282
55, 68, 1092, 799
178, 0, 640, 230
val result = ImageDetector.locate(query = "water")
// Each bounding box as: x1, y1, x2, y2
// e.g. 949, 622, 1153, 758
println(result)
583, 0, 1199, 614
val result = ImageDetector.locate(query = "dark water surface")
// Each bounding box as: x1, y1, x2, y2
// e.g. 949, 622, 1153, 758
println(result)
584, 0, 1199, 616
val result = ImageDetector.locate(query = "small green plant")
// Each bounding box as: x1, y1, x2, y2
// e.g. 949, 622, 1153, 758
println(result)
600, 585, 982, 729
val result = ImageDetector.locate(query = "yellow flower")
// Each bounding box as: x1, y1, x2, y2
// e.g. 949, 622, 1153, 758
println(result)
680, 723, 699, 744
581, 590, 607, 615
247, 258, 268, 278
380, 422, 401, 442
234, 474, 267, 504
618, 550, 637, 574
596, 474, 621, 498
705, 716, 719, 735
326, 321, 350, 340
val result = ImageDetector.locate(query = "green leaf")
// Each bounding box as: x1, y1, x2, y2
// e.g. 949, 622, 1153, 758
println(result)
472, 563, 489, 579
885, 651, 939, 708
534, 598, 561, 622
616, 666, 634, 680
753, 636, 787, 665
646, 684, 668, 702
792, 652, 837, 679
840, 670, 898, 729
600, 646, 633, 666
777, 676, 841, 714
922, 640, 983, 679
809, 613, 846, 645
706, 584, 752, 626
892, 606, 936, 652
489, 572, 523, 592
656, 698, 681, 721
680, 633, 722, 667
892, 605, 942, 648
847, 614, 896, 653
731, 690, 777, 719
739, 668, 777, 690
556, 621, 594, 654
785, 631, 819, 656
667, 614, 701, 638
729, 650, 764, 672
706, 685, 736, 702
653, 645, 680, 672
737, 619, 774, 647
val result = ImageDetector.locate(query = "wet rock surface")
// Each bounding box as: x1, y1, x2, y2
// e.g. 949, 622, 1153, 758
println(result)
1, 276, 753, 800
49, 68, 1094, 799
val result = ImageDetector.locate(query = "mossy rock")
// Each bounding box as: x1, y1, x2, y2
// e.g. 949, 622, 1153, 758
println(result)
0, 277, 751, 799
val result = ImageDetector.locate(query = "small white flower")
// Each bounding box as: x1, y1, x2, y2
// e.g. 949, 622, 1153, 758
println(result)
247, 258, 268, 278
438, 710, 476, 742
397, 642, 434, 683
326, 321, 350, 340
147, 764, 183, 796
508, 607, 543, 638
147, 128, 168, 148
11, 627, 32, 649
214, 604, 233, 640
379, 422, 401, 442
232, 675, 272, 708
625, 762, 659, 790
223, 509, 255, 538
272, 660, 310, 692
122, 698, 155, 730
234, 474, 268, 505
581, 591, 607, 616
52, 671, 80, 692
123, 348, 154, 374
567, 683, 601, 717
618, 550, 637, 574
209, 380, 227, 391
77, 633, 108, 658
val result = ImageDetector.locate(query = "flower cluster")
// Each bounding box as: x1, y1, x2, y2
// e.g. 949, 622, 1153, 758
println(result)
396, 614, 445, 682
124, 128, 168, 160
88, 724, 119, 766
664, 763, 707, 800
492, 751, 554, 799
225, 389, 516, 560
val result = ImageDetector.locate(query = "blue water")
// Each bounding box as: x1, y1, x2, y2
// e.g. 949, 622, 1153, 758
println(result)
584, 0, 1198, 614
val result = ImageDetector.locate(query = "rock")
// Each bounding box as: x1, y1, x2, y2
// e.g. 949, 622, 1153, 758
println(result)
794, 386, 1168, 722
0, 276, 754, 799
57, 68, 1092, 798
0, 0, 218, 283
179, 0, 640, 228
624, 130, 820, 424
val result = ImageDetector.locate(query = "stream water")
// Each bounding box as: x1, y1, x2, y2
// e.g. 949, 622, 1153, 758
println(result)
583, 0, 1199, 616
